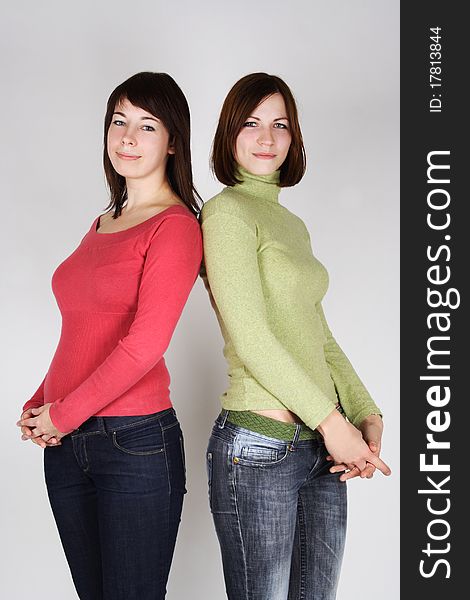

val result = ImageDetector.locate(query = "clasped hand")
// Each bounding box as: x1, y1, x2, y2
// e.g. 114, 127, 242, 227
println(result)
17, 404, 65, 448
320, 412, 391, 482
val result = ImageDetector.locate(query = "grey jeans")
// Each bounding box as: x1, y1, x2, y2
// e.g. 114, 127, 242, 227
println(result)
207, 411, 347, 600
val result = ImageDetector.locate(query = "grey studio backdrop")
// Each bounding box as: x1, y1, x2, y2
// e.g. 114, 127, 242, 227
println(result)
1, 1, 399, 598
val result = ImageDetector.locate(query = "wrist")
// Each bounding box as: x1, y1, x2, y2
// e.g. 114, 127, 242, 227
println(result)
317, 408, 347, 437
361, 414, 383, 425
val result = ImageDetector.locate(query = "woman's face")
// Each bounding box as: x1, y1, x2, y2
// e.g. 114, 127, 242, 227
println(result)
107, 98, 174, 182
235, 92, 292, 176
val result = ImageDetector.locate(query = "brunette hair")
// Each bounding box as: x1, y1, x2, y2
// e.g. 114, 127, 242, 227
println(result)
103, 72, 201, 216
211, 73, 306, 187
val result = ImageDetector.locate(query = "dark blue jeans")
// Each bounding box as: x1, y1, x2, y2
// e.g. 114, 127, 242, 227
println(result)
207, 412, 347, 600
44, 408, 186, 600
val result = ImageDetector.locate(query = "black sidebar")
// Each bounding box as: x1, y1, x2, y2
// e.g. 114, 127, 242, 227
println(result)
401, 2, 466, 598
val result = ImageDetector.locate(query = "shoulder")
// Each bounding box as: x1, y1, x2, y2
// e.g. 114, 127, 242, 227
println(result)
144, 206, 201, 252
201, 187, 255, 231
143, 206, 202, 266
153, 205, 200, 233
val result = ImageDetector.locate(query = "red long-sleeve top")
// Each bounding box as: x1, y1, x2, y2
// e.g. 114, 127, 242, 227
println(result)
23, 205, 202, 434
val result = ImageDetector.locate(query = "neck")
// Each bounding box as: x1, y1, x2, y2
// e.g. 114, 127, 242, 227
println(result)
125, 171, 177, 211
233, 165, 281, 203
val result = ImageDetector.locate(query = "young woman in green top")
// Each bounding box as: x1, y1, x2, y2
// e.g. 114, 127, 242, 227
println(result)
201, 73, 391, 600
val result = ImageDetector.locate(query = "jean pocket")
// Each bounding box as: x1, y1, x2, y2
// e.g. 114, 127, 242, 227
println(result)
112, 418, 165, 456
235, 440, 290, 468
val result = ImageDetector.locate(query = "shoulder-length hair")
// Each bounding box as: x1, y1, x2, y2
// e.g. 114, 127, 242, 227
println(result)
103, 72, 201, 217
211, 73, 306, 188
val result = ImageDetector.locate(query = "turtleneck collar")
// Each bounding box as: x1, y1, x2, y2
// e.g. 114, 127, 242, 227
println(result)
233, 165, 281, 203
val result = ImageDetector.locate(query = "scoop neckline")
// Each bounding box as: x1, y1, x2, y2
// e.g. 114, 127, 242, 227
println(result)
93, 204, 189, 237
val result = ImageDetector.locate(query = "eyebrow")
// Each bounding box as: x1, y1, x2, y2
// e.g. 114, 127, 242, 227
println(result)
247, 115, 289, 121
113, 111, 159, 122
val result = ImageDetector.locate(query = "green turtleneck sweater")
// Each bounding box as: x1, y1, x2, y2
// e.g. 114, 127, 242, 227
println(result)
201, 167, 381, 430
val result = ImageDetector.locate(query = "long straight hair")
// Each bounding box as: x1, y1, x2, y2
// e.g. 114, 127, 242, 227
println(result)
103, 72, 201, 216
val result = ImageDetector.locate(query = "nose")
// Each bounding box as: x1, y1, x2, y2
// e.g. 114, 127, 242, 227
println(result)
257, 127, 274, 147
121, 128, 136, 146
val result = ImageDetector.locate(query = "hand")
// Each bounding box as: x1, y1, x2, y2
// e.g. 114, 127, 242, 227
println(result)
17, 408, 61, 448
358, 414, 384, 478
318, 409, 391, 482
17, 404, 65, 447
327, 414, 386, 481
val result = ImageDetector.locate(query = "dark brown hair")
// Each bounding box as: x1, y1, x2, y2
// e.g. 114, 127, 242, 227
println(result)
211, 73, 306, 187
103, 72, 201, 217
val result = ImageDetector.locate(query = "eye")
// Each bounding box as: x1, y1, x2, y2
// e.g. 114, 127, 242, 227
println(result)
112, 119, 125, 126
274, 122, 289, 129
243, 121, 258, 128
142, 125, 156, 132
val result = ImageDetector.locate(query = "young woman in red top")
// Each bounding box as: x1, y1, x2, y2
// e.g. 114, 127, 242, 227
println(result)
17, 72, 202, 599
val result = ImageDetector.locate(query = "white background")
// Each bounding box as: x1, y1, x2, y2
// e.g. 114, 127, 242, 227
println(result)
1, 1, 399, 598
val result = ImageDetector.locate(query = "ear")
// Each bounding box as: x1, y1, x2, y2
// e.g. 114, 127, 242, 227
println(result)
168, 136, 176, 155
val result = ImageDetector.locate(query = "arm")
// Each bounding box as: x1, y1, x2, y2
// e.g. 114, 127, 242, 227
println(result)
202, 211, 336, 430
45, 216, 202, 433
316, 302, 382, 428
316, 304, 389, 478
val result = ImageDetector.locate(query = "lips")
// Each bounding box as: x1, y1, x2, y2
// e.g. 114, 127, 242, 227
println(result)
116, 152, 141, 160
253, 153, 276, 159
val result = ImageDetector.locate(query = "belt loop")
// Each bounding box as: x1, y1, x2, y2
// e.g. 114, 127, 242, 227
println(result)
218, 409, 229, 429
288, 423, 302, 451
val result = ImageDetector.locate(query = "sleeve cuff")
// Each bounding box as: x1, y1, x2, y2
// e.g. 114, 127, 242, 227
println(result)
350, 407, 383, 428
21, 400, 44, 414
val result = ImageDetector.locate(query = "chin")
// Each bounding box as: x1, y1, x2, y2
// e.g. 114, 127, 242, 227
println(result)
247, 163, 279, 176
111, 164, 138, 178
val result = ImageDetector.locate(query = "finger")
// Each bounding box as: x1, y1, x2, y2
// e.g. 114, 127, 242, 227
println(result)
360, 464, 377, 479
21, 427, 37, 440
46, 438, 61, 446
20, 417, 39, 428
339, 466, 361, 482
353, 459, 367, 472
30, 427, 46, 439
368, 441, 381, 455
329, 463, 348, 474
368, 454, 391, 475
31, 437, 47, 449
41, 433, 61, 443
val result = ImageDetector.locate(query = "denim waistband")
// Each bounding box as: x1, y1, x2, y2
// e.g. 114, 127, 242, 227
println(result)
215, 410, 323, 451
73, 408, 176, 435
